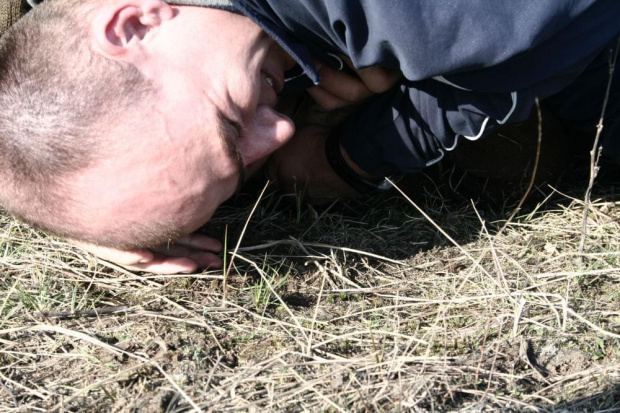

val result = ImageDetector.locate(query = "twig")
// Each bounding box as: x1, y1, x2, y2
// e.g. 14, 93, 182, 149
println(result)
236, 239, 407, 265
0, 375, 20, 407
512, 297, 526, 338
224, 180, 270, 302
566, 307, 620, 339
499, 98, 543, 234
0, 369, 47, 400
33, 305, 133, 319
579, 34, 620, 253
306, 261, 328, 355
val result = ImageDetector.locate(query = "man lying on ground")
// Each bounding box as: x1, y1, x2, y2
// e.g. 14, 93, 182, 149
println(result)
0, 0, 619, 274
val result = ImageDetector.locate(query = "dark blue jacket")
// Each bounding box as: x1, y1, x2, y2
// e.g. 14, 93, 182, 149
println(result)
222, 1, 620, 174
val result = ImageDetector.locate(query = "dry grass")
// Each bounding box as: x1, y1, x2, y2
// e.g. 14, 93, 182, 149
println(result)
1, 170, 619, 412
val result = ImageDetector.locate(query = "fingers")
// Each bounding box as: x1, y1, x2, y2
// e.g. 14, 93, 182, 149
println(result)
174, 233, 222, 252
150, 234, 224, 271
307, 86, 351, 110
317, 63, 374, 103
150, 245, 223, 266
149, 236, 224, 271
119, 256, 200, 275
340, 55, 402, 93
308, 64, 372, 110
309, 56, 403, 110
69, 233, 224, 274
70, 240, 155, 266
121, 252, 223, 275
149, 235, 221, 257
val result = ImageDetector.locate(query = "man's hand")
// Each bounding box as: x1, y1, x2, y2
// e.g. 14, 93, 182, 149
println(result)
268, 125, 373, 203
309, 57, 402, 110
71, 234, 223, 274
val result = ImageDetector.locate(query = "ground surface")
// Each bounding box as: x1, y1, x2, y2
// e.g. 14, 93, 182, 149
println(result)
1, 160, 619, 412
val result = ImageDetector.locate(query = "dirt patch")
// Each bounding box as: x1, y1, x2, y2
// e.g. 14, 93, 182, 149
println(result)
536, 343, 592, 377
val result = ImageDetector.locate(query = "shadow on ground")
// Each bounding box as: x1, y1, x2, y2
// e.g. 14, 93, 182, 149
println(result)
213, 150, 620, 267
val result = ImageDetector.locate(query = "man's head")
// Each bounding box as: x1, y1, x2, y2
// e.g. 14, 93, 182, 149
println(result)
0, 0, 295, 248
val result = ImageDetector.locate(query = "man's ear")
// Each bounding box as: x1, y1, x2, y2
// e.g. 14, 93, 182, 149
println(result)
91, 0, 174, 60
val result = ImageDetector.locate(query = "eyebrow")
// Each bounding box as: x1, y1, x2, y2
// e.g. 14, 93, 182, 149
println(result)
215, 110, 246, 194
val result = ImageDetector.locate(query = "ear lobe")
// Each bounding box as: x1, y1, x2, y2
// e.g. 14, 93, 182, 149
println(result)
91, 0, 173, 59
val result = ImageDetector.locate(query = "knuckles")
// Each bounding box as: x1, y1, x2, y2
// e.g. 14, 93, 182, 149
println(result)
318, 95, 349, 111
344, 83, 371, 103
359, 67, 402, 93
315, 63, 402, 107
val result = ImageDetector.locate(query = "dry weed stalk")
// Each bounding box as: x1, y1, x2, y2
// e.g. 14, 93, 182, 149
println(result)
223, 180, 271, 303
499, 98, 543, 235
579, 34, 620, 253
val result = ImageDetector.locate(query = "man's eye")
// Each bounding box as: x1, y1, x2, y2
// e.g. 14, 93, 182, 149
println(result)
229, 120, 244, 140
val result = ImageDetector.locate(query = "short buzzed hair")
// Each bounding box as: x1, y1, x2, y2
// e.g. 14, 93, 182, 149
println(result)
0, 0, 170, 248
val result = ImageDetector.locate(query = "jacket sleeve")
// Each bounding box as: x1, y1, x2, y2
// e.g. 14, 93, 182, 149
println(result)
323, 0, 620, 175
339, 79, 533, 175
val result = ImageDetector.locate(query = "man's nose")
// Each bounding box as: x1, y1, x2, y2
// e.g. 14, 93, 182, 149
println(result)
241, 107, 295, 166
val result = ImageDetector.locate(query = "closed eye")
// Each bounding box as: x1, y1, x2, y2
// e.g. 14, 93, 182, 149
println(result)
228, 119, 245, 141
215, 110, 246, 193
